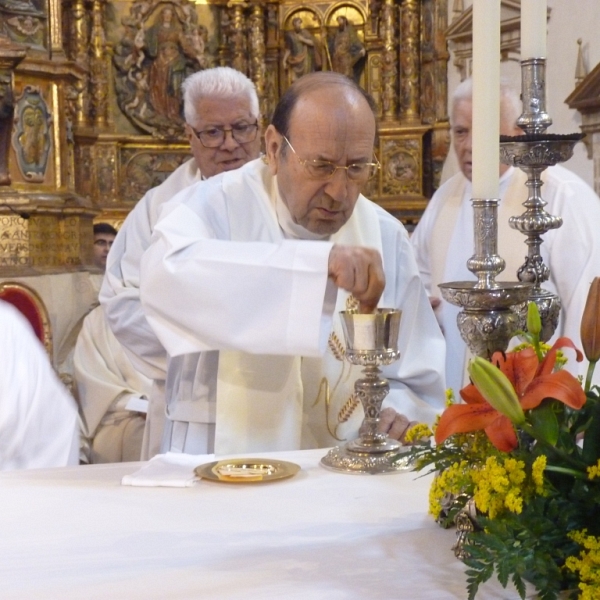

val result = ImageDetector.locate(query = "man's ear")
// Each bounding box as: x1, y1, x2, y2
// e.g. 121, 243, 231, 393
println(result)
264, 124, 282, 175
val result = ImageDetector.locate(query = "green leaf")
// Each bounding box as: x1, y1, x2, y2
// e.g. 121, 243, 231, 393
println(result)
582, 394, 600, 464
529, 401, 559, 446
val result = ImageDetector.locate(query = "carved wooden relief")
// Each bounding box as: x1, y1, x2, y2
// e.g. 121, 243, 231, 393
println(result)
0, 0, 47, 49
11, 85, 52, 182
119, 148, 190, 204
112, 0, 210, 137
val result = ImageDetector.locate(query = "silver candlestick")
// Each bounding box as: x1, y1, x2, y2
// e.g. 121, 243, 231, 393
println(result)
500, 57, 583, 341
439, 195, 531, 359
320, 309, 411, 475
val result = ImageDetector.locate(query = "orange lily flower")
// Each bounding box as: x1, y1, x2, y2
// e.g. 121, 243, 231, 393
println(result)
435, 337, 586, 452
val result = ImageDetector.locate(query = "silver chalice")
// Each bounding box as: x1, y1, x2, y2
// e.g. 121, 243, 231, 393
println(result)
320, 308, 411, 475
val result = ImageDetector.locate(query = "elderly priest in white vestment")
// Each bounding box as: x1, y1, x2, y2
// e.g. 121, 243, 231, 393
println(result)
138, 72, 446, 456
0, 300, 79, 469
411, 78, 600, 394
100, 67, 262, 458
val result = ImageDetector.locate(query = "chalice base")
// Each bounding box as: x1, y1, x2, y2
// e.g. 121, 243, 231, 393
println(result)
320, 440, 412, 475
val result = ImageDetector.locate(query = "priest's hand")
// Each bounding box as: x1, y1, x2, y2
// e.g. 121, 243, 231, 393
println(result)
328, 245, 385, 313
376, 408, 418, 445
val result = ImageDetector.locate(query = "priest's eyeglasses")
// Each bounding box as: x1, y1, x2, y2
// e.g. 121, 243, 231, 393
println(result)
282, 135, 380, 182
192, 121, 259, 148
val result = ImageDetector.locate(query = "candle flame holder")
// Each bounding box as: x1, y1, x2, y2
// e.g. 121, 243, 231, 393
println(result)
320, 309, 411, 475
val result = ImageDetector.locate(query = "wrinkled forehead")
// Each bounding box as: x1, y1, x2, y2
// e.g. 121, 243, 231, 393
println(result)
288, 87, 376, 139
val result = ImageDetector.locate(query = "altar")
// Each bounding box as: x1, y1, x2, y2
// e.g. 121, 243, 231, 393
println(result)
0, 449, 531, 599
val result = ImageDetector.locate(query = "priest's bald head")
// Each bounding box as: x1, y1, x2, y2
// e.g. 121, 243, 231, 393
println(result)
264, 72, 380, 236
450, 78, 522, 181
182, 67, 262, 179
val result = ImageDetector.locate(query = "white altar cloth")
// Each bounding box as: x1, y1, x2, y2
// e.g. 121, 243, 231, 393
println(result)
0, 449, 530, 599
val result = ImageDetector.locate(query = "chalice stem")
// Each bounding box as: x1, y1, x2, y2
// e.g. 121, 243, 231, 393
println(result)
355, 365, 390, 445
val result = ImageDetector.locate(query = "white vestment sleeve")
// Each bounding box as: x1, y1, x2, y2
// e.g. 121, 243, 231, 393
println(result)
140, 201, 334, 358
100, 159, 202, 381
101, 188, 168, 380
542, 165, 600, 381
0, 301, 79, 470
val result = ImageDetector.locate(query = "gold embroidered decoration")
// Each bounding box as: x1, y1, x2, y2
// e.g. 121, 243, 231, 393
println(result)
310, 302, 362, 442
328, 331, 345, 361
335, 393, 360, 438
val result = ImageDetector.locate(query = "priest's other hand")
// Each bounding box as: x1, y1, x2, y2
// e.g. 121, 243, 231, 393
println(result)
376, 408, 418, 445
328, 245, 385, 313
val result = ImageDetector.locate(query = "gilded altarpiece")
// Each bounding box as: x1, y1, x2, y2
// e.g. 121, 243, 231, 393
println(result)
62, 0, 449, 227
0, 0, 451, 272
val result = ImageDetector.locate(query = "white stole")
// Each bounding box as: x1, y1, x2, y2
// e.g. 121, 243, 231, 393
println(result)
214, 170, 383, 454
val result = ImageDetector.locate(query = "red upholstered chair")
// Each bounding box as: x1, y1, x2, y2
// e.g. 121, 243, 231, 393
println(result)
0, 281, 53, 359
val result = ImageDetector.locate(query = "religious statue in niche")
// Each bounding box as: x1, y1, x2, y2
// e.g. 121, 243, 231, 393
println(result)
283, 16, 323, 85
113, 0, 211, 137
0, 69, 14, 185
11, 85, 51, 182
329, 15, 366, 84
0, 0, 46, 48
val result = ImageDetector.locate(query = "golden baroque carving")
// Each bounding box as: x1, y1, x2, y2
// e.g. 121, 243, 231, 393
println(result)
0, 0, 46, 49
381, 138, 421, 197
11, 85, 52, 183
0, 68, 15, 185
119, 149, 190, 204
399, 0, 420, 122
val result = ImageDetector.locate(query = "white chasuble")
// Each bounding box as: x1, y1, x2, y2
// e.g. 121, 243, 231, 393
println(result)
214, 170, 382, 455
141, 159, 446, 456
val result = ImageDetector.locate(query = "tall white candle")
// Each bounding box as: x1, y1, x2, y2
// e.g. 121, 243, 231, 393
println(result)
521, 0, 547, 59
472, 0, 501, 199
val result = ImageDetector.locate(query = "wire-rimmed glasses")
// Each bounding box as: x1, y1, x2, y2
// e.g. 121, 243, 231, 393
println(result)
282, 135, 380, 182
191, 121, 259, 148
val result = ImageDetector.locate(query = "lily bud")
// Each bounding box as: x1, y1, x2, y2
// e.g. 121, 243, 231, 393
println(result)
527, 302, 542, 337
468, 357, 525, 425
581, 277, 600, 363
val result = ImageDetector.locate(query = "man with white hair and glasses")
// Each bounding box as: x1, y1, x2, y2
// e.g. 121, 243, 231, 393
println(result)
138, 71, 446, 456
100, 66, 262, 458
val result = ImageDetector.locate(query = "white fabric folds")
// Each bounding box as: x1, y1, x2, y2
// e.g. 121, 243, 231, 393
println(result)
121, 452, 214, 487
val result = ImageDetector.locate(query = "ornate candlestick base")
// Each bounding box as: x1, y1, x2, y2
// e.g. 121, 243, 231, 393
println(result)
320, 309, 411, 475
439, 281, 532, 358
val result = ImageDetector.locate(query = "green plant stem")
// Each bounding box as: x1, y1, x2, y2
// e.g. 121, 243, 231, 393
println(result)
520, 422, 586, 472
585, 360, 597, 393
544, 464, 590, 480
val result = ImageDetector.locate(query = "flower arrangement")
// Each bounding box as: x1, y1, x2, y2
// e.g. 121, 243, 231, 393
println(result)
406, 279, 600, 600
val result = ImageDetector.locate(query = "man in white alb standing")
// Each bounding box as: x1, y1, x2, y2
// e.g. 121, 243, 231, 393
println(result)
100, 67, 262, 458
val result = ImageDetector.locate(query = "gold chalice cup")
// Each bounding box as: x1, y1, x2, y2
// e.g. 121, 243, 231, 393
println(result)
321, 308, 408, 474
